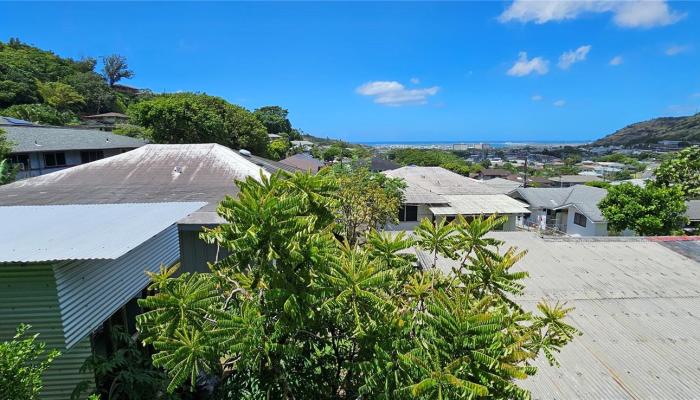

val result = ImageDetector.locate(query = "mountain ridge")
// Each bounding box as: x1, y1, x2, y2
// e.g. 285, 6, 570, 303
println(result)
593, 112, 700, 146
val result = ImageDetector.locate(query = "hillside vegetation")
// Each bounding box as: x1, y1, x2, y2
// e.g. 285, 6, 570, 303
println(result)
593, 112, 700, 146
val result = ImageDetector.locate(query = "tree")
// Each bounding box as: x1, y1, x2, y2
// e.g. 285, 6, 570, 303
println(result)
0, 324, 60, 400
654, 146, 700, 198
36, 81, 85, 111
0, 127, 16, 184
1, 103, 78, 126
128, 93, 270, 155
267, 139, 290, 161
101, 54, 134, 87
599, 183, 688, 236
329, 165, 405, 244
253, 106, 292, 135
63, 72, 117, 114
136, 170, 578, 398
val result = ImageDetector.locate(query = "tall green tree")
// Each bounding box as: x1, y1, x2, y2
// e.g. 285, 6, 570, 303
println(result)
136, 170, 578, 399
36, 81, 85, 111
0, 127, 16, 184
654, 146, 700, 198
128, 93, 270, 155
0, 324, 60, 400
101, 54, 134, 87
253, 106, 293, 135
599, 183, 688, 235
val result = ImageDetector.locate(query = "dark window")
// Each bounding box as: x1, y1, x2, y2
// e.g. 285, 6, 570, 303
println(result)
43, 152, 66, 168
398, 205, 418, 222
9, 154, 29, 170
573, 212, 587, 227
80, 150, 104, 164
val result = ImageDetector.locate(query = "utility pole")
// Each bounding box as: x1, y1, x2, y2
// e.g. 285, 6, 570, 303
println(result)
523, 151, 528, 188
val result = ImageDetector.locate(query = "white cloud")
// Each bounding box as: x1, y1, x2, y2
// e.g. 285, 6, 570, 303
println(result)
558, 45, 591, 69
665, 44, 691, 56
609, 55, 624, 66
553, 99, 566, 107
409, 77, 420, 84
356, 80, 440, 106
499, 0, 684, 28
531, 94, 543, 101
507, 52, 549, 77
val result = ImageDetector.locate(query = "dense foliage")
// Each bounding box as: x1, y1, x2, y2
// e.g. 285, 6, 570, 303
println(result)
2, 103, 79, 125
136, 170, 578, 398
0, 127, 16, 184
128, 93, 270, 155
253, 106, 296, 138
388, 149, 481, 176
72, 326, 177, 400
0, 324, 60, 400
599, 183, 688, 235
0, 39, 133, 118
654, 146, 700, 198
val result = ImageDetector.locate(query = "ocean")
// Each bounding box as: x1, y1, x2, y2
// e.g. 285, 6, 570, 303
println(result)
361, 140, 591, 149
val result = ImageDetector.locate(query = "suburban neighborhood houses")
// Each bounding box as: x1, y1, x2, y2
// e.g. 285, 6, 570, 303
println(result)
2, 3, 700, 397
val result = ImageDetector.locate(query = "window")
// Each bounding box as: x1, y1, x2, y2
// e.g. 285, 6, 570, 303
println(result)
80, 150, 104, 164
9, 154, 29, 170
398, 205, 418, 222
573, 212, 587, 227
43, 152, 66, 168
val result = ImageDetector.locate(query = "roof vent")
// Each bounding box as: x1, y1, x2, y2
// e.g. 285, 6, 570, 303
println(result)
239, 149, 252, 157
173, 166, 183, 174
34, 139, 42, 147
105, 137, 110, 142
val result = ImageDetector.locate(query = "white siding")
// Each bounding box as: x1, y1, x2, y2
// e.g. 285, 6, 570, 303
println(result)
565, 206, 608, 236
53, 224, 181, 348
387, 204, 432, 230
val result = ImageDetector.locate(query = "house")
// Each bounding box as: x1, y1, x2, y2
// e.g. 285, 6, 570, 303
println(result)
407, 231, 700, 399
280, 152, 325, 173
0, 144, 299, 399
511, 185, 611, 236
82, 112, 129, 125
383, 166, 529, 230
481, 177, 522, 194
476, 168, 511, 180
1, 124, 147, 179
685, 200, 700, 233
548, 174, 603, 187
268, 133, 283, 140
290, 140, 314, 151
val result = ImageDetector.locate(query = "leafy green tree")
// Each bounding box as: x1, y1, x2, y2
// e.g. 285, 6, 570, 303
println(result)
0, 324, 60, 400
136, 170, 578, 398
0, 127, 17, 184
267, 139, 290, 161
63, 72, 118, 114
36, 81, 85, 111
329, 165, 405, 244
128, 93, 269, 155
599, 183, 688, 235
1, 103, 78, 125
322, 145, 343, 161
101, 54, 134, 87
253, 106, 293, 135
654, 146, 700, 198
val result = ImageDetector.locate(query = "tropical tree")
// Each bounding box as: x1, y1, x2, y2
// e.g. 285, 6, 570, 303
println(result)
101, 54, 134, 87
36, 81, 85, 111
136, 170, 578, 398
0, 324, 60, 400
0, 127, 16, 184
128, 93, 270, 155
654, 145, 700, 198
599, 182, 688, 235
1, 103, 78, 125
253, 106, 293, 136
267, 139, 290, 161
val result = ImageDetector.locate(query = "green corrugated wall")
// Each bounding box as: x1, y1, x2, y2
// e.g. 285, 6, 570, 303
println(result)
0, 263, 94, 400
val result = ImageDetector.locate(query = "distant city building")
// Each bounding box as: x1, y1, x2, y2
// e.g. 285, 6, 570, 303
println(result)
452, 142, 491, 151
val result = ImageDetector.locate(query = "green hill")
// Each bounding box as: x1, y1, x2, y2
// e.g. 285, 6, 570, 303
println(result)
593, 112, 700, 146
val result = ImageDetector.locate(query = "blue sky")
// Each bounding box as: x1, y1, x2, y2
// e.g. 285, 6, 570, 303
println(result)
1, 1, 699, 142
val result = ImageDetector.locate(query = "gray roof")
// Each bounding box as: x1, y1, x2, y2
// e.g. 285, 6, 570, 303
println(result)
514, 185, 608, 222
0, 202, 205, 263
2, 125, 147, 153
279, 153, 325, 172
686, 200, 700, 221
245, 153, 302, 174
408, 231, 700, 400
549, 174, 602, 184
481, 177, 522, 194
0, 144, 283, 225
83, 112, 128, 119
384, 166, 500, 197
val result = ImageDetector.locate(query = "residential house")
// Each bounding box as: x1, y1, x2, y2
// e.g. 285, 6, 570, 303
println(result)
280, 152, 325, 173
382, 166, 529, 230
290, 140, 314, 151
548, 174, 602, 187
407, 231, 700, 399
476, 168, 511, 180
1, 124, 147, 179
0, 144, 298, 399
480, 177, 522, 194
82, 112, 129, 126
511, 185, 611, 236
685, 200, 700, 234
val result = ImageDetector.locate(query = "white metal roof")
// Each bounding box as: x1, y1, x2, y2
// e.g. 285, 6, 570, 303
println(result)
0, 202, 206, 263
429, 195, 529, 215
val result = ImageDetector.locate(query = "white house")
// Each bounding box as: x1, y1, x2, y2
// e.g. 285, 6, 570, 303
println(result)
510, 185, 612, 236
382, 166, 529, 231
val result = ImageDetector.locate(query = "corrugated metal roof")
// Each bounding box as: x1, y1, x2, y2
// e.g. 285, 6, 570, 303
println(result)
430, 194, 529, 215
515, 185, 608, 222
4, 125, 147, 153
0, 202, 205, 263
280, 153, 325, 172
406, 232, 700, 399
481, 177, 522, 194
384, 166, 500, 195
